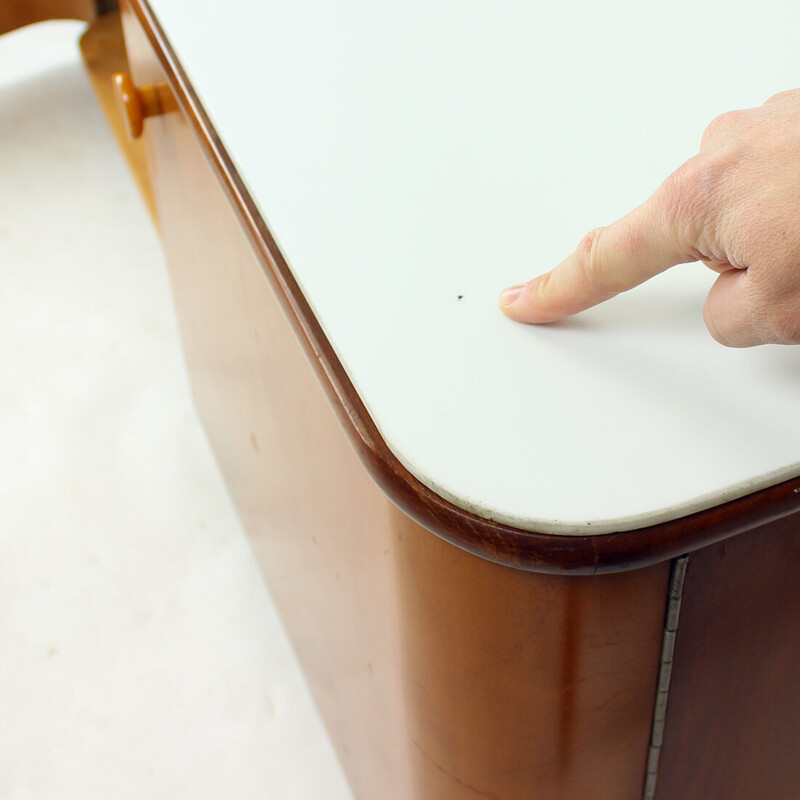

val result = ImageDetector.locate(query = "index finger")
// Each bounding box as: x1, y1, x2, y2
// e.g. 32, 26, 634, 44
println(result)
499, 177, 700, 323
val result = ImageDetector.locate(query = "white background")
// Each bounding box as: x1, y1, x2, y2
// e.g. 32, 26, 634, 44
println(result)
0, 21, 352, 800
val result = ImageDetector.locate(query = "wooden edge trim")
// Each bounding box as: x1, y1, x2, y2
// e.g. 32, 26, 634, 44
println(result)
128, 0, 800, 574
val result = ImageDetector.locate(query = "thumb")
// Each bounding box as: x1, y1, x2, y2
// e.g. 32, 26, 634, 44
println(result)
703, 269, 760, 347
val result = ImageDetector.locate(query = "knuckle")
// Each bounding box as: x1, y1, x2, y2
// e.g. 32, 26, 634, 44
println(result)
659, 156, 729, 240
658, 160, 701, 228
702, 110, 744, 145
575, 227, 607, 284
764, 89, 796, 106
575, 227, 627, 296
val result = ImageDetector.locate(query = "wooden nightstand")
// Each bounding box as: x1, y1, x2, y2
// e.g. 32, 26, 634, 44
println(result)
5, 2, 800, 797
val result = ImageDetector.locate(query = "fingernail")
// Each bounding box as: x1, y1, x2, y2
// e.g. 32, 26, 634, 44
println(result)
500, 283, 526, 306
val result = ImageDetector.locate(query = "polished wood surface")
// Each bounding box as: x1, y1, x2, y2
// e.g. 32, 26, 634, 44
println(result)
654, 515, 800, 799
398, 518, 669, 799
117, 0, 800, 574
78, 10, 155, 220
0, 0, 101, 35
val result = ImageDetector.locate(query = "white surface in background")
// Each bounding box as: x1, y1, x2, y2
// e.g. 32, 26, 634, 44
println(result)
0, 22, 353, 800
148, 0, 800, 533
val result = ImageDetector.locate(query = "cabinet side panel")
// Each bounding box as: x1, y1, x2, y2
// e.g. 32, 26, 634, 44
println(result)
655, 514, 800, 800
120, 6, 414, 798
396, 510, 670, 800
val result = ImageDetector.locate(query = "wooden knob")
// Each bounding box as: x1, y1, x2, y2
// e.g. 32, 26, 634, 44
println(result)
112, 72, 176, 140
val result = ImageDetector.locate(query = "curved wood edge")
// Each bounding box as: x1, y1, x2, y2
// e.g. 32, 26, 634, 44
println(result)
0, 0, 113, 36
127, 0, 800, 575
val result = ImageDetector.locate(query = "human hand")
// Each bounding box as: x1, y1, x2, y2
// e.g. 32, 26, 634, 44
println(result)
499, 90, 800, 347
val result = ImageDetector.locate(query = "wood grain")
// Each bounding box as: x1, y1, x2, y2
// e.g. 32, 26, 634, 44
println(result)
654, 516, 800, 800
397, 516, 670, 799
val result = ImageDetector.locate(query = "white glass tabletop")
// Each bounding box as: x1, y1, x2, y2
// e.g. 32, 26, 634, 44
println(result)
148, 0, 800, 533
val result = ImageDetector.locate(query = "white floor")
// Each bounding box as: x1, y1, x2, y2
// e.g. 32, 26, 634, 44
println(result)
0, 21, 353, 800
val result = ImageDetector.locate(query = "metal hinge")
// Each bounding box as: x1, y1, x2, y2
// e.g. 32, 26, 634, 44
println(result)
643, 554, 689, 800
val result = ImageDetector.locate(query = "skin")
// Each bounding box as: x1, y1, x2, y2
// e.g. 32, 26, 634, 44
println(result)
499, 89, 800, 347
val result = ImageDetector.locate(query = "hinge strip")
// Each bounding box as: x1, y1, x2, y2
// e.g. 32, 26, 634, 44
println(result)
643, 554, 689, 800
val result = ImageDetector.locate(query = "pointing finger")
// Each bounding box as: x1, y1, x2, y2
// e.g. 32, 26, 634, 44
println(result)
500, 167, 703, 323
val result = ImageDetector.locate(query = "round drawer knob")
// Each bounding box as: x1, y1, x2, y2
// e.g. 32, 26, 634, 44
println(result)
112, 72, 176, 140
